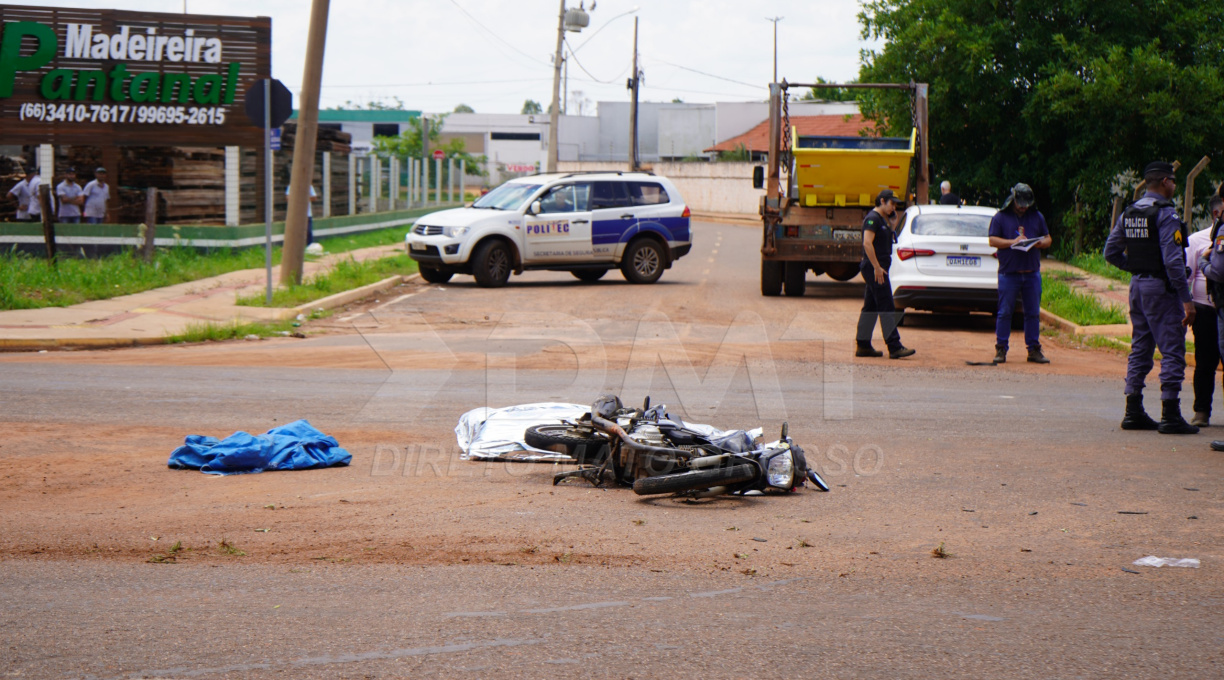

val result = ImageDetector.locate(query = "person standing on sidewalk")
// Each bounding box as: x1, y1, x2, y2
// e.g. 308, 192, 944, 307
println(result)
55, 168, 84, 224
1104, 161, 1197, 434
82, 168, 110, 225
1185, 195, 1224, 427
7, 166, 34, 221
987, 183, 1052, 364
856, 189, 915, 359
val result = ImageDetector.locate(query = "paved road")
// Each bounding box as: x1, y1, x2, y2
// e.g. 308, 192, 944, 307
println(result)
0, 220, 1221, 678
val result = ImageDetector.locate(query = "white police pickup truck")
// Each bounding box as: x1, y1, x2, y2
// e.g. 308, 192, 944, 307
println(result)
405, 172, 692, 287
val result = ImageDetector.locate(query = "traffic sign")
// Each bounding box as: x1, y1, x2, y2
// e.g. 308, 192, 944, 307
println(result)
270, 127, 282, 151
432, 149, 445, 160
244, 78, 293, 129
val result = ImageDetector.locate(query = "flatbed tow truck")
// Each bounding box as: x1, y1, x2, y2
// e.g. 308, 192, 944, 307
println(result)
753, 80, 930, 296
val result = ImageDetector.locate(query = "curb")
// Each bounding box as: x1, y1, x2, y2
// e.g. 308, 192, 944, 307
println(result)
270, 275, 409, 321
1039, 308, 1130, 338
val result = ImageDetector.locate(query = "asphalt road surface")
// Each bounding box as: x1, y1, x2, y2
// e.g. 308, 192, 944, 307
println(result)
0, 220, 1220, 678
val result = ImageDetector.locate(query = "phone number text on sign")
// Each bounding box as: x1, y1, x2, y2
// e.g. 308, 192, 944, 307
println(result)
19, 103, 228, 125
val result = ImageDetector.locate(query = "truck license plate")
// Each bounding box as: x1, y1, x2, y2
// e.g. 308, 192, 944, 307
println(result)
947, 255, 980, 267
409, 242, 426, 251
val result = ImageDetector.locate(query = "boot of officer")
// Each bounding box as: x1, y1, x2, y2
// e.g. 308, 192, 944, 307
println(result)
1103, 161, 1198, 434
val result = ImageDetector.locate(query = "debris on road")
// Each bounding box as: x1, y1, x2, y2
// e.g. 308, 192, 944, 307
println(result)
167, 420, 351, 475
1132, 556, 1200, 568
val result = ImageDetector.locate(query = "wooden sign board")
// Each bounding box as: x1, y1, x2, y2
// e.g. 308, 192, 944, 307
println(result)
0, 5, 270, 146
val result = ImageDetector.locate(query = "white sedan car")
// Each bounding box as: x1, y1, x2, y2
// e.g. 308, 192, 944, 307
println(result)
890, 204, 1001, 313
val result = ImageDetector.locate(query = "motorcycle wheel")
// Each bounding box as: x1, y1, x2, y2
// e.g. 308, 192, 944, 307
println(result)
632, 464, 757, 496
524, 425, 608, 462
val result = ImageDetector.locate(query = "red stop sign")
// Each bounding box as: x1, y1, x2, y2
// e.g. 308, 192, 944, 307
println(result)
432, 149, 445, 160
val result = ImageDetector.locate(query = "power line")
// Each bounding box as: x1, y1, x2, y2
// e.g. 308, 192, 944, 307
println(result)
646, 56, 764, 90
445, 0, 550, 68
564, 38, 630, 84
320, 77, 550, 89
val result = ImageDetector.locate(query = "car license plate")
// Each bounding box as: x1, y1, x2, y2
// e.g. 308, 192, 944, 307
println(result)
947, 255, 980, 267
409, 242, 426, 251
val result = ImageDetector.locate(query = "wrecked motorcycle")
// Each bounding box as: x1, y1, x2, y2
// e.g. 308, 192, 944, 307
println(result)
528, 395, 829, 496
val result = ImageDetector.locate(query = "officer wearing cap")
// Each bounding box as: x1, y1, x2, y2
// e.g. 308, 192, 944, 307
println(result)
1104, 161, 1198, 434
988, 183, 1052, 364
856, 189, 915, 359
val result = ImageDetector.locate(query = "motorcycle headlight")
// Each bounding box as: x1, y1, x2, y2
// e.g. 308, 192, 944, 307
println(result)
444, 226, 469, 238
766, 449, 794, 489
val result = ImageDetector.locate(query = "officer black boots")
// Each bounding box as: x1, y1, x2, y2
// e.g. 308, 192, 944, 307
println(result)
855, 342, 883, 358
1120, 393, 1158, 430
993, 345, 1007, 364
1027, 346, 1050, 364
1158, 399, 1199, 435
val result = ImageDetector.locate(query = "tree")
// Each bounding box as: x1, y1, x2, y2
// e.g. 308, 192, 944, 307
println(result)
453, 103, 475, 113
521, 99, 543, 115
371, 114, 488, 179
799, 77, 857, 102
858, 0, 1224, 252
329, 96, 406, 111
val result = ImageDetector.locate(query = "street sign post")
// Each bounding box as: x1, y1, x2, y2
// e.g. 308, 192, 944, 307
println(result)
244, 78, 292, 304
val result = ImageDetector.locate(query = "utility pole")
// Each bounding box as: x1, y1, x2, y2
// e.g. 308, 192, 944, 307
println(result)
547, 0, 566, 172
627, 16, 639, 171
766, 17, 783, 83
281, 0, 330, 286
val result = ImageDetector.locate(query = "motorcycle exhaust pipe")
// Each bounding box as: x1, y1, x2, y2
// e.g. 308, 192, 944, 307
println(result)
688, 454, 731, 470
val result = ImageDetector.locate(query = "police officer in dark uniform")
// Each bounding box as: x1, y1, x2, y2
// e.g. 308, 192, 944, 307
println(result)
856, 189, 915, 359
1104, 161, 1198, 434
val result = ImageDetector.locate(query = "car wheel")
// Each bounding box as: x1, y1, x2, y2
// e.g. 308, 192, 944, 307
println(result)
471, 240, 512, 288
621, 238, 665, 284
418, 265, 453, 284
572, 269, 608, 282
761, 259, 783, 296
783, 262, 806, 297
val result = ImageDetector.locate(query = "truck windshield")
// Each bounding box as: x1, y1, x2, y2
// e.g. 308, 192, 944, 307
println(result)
911, 214, 992, 237
473, 183, 542, 210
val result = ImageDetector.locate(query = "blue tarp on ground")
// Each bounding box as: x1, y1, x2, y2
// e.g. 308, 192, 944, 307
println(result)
168, 420, 352, 475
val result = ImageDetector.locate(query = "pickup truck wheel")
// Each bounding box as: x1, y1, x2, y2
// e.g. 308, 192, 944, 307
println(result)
471, 240, 512, 288
783, 262, 807, 297
572, 269, 608, 282
761, 259, 783, 296
418, 265, 453, 284
620, 239, 665, 284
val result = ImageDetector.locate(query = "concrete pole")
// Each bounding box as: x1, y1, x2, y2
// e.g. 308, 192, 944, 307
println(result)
459, 159, 466, 204
448, 157, 455, 203
224, 146, 240, 226
407, 158, 415, 206
422, 156, 429, 207
370, 156, 379, 212
281, 0, 331, 286
322, 151, 332, 218
434, 158, 442, 206
547, 0, 565, 172
347, 155, 356, 215
390, 157, 399, 210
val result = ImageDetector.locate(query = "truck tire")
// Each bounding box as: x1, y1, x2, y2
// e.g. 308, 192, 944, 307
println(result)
783, 262, 806, 297
761, 259, 783, 296
632, 464, 758, 496
418, 265, 453, 284
620, 238, 665, 284
471, 239, 512, 288
572, 269, 608, 282
825, 263, 860, 282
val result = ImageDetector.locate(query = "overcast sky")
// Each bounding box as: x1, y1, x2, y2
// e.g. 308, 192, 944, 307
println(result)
10, 0, 877, 114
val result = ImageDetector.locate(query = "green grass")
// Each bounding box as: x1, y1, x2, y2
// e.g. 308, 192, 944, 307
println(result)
165, 318, 298, 344
1065, 252, 1131, 283
0, 226, 411, 312
235, 254, 417, 308
1041, 272, 1128, 326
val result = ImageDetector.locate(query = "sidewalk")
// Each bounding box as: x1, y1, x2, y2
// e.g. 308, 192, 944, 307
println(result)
0, 244, 411, 351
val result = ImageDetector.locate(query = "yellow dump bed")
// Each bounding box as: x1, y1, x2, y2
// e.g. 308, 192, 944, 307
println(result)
792, 128, 916, 207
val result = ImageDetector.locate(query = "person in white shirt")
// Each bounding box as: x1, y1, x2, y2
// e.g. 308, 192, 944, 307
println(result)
285, 184, 320, 244
25, 169, 42, 222
82, 167, 111, 224
7, 167, 34, 221
1187, 194, 1224, 426
56, 168, 84, 223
